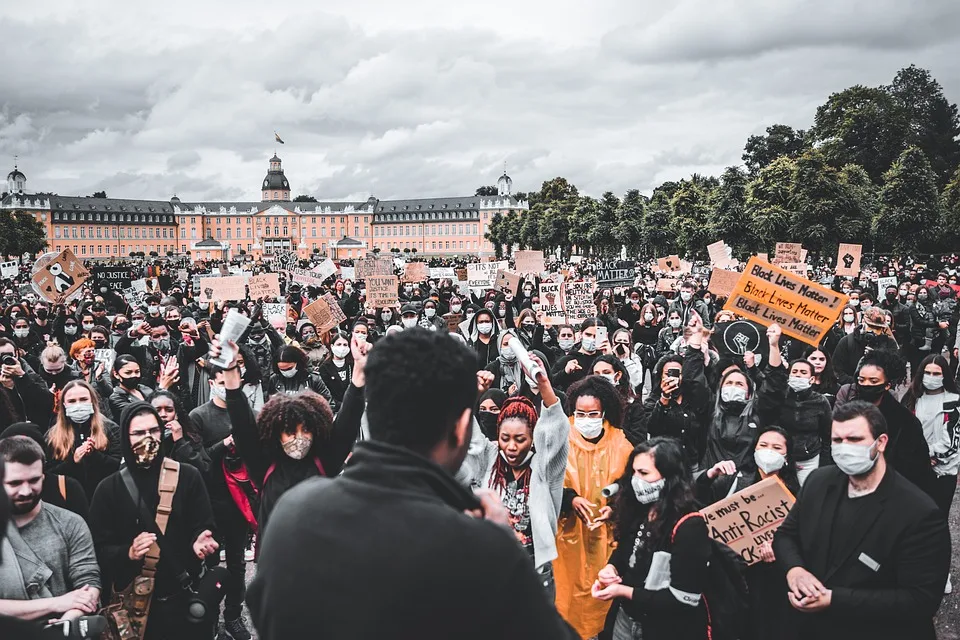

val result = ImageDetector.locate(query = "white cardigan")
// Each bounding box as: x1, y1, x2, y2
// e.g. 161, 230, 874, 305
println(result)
457, 399, 570, 571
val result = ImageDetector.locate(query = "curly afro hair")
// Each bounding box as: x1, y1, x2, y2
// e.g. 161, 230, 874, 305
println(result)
856, 348, 908, 388
257, 391, 334, 456
565, 375, 624, 429
497, 396, 539, 433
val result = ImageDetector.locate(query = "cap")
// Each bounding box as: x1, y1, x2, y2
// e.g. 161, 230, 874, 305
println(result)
401, 303, 418, 316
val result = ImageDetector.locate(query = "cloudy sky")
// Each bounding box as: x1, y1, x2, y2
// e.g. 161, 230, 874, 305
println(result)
2, 0, 959, 203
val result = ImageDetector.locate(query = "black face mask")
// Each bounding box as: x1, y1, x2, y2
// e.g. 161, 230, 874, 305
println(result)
476, 411, 500, 441
35, 309, 49, 320
120, 375, 141, 390
856, 383, 885, 403
886, 292, 897, 301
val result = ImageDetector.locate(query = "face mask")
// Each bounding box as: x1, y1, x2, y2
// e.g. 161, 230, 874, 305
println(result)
787, 376, 812, 392
36, 309, 48, 320
332, 345, 350, 359
250, 334, 266, 344
721, 386, 748, 404
754, 449, 786, 474
843, 314, 855, 323
523, 289, 533, 297
132, 435, 160, 468
64, 326, 78, 335
151, 338, 170, 351
424, 308, 436, 318
669, 318, 682, 329
13, 328, 29, 338
521, 322, 535, 332
402, 317, 418, 329
899, 289, 908, 297
601, 373, 618, 386
643, 313, 654, 322
922, 375, 943, 391
856, 383, 885, 403
344, 287, 353, 295
631, 476, 665, 504
381, 312, 392, 322
849, 300, 859, 307
147, 305, 159, 314
282, 433, 313, 460
497, 308, 506, 317
279, 366, 298, 378
886, 292, 897, 301
832, 439, 879, 477
477, 411, 499, 436
918, 293, 928, 301
120, 375, 141, 389
861, 303, 872, 311
477, 322, 493, 335
559, 338, 575, 351
500, 346, 516, 363
209, 384, 227, 402
581, 337, 596, 353
450, 304, 462, 313
680, 291, 692, 302
65, 402, 95, 424
574, 416, 604, 439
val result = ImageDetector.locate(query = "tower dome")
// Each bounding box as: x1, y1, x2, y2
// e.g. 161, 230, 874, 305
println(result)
261, 154, 291, 202
6, 164, 26, 194
497, 167, 512, 197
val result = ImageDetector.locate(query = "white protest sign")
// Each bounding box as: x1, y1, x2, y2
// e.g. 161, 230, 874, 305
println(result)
0, 260, 18, 279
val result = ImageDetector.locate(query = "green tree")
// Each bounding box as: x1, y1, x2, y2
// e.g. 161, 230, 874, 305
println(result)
745, 156, 797, 249
941, 167, 960, 248
0, 210, 47, 256
484, 211, 504, 259
293, 195, 318, 202
568, 196, 599, 255
520, 207, 543, 250
712, 166, 754, 254
613, 190, 645, 257
670, 178, 714, 258
502, 210, 521, 255
90, 191, 107, 199
532, 177, 579, 258
837, 164, 879, 250
789, 149, 859, 254
641, 192, 675, 257
586, 192, 619, 255
875, 146, 941, 252
742, 124, 809, 174
475, 186, 498, 196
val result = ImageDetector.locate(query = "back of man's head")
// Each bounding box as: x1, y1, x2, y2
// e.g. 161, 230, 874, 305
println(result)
365, 328, 476, 459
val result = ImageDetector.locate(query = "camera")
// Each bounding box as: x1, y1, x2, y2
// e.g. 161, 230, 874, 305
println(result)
184, 565, 229, 625
1, 355, 18, 367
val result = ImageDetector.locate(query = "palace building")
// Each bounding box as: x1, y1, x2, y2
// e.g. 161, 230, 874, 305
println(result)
2, 156, 527, 262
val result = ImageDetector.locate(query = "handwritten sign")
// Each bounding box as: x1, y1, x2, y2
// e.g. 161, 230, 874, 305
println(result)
198, 275, 247, 302
289, 267, 330, 288
445, 312, 463, 333
339, 266, 355, 281
248, 273, 280, 299
777, 263, 810, 279
0, 261, 19, 279
877, 276, 898, 292
656, 277, 679, 293
467, 262, 506, 289
835, 243, 862, 277
313, 258, 338, 281
430, 267, 456, 280
701, 476, 795, 566
563, 280, 596, 325
403, 262, 428, 284
177, 269, 189, 281
773, 242, 802, 264
494, 270, 522, 296
539, 282, 565, 325
32, 249, 90, 304
657, 255, 682, 273
303, 297, 341, 333
514, 250, 545, 275
595, 260, 636, 286
366, 275, 398, 309
355, 257, 393, 280
707, 268, 741, 297
707, 241, 737, 268
723, 257, 848, 346
261, 303, 288, 320
321, 293, 348, 326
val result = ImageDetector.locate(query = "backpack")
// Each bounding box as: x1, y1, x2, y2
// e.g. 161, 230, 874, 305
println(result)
671, 512, 750, 640
223, 453, 261, 534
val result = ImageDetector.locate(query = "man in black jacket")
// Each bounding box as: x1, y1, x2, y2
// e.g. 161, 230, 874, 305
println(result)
247, 328, 577, 639
774, 401, 949, 640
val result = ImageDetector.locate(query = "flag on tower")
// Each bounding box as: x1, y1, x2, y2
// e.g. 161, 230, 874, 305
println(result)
275, 132, 285, 144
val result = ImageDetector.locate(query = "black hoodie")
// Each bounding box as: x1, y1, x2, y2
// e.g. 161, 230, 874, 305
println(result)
88, 402, 215, 596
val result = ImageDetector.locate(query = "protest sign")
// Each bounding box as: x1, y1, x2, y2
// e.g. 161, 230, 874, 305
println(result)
93, 267, 134, 292
198, 275, 247, 302
340, 266, 355, 281
288, 267, 330, 288
248, 273, 280, 299
303, 297, 341, 332
272, 250, 298, 272
131, 278, 148, 293
219, 265, 230, 277
563, 280, 596, 325
32, 249, 90, 304
445, 312, 463, 333
773, 242, 802, 264
94, 348, 116, 370
757, 252, 768, 262
514, 250, 546, 275
657, 255, 682, 273
313, 258, 338, 281
778, 263, 810, 279
707, 268, 741, 297
403, 262, 428, 284
715, 320, 766, 357
430, 267, 456, 280
595, 260, 636, 286
723, 256, 848, 346
707, 241, 733, 268
366, 275, 398, 309
494, 270, 522, 296
539, 282, 565, 325
455, 268, 468, 282
356, 257, 393, 280
261, 303, 288, 320
467, 262, 506, 289
835, 243, 862, 277
877, 276, 898, 292
700, 476, 795, 566
656, 278, 678, 293
321, 293, 348, 326
1, 260, 19, 279
177, 269, 189, 281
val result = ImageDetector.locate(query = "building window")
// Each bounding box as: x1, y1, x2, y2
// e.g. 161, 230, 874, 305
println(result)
274, 192, 278, 199
182, 245, 187, 253
282, 226, 288, 235
80, 245, 86, 255
354, 226, 359, 237
181, 228, 186, 238
54, 226, 61, 239
321, 228, 327, 237
191, 229, 197, 239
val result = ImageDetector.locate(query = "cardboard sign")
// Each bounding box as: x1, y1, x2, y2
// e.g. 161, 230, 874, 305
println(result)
355, 258, 394, 280
93, 267, 134, 292
32, 249, 90, 304
773, 243, 802, 264
366, 275, 399, 309
340, 266, 356, 281
539, 282, 565, 325
563, 280, 596, 325
877, 276, 898, 292
707, 268, 741, 297
248, 273, 281, 299
657, 255, 682, 273
656, 277, 679, 293
303, 297, 341, 333
1, 260, 19, 279
198, 275, 247, 302
261, 303, 288, 320
836, 243, 862, 277
467, 262, 507, 289
289, 267, 330, 288
723, 257, 848, 346
454, 268, 468, 282
403, 262, 429, 284
321, 293, 348, 326
778, 263, 810, 279
514, 250, 546, 275
430, 267, 456, 280
177, 269, 189, 281
313, 258, 338, 281
701, 476, 795, 566
757, 253, 768, 262
272, 250, 299, 272
131, 278, 148, 293
494, 270, 522, 296
595, 260, 636, 286
445, 312, 463, 333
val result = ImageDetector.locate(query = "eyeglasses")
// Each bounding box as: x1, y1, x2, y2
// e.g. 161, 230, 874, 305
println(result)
129, 427, 162, 439
573, 411, 604, 419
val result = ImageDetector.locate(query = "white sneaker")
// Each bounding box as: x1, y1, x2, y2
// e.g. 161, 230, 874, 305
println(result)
220, 549, 226, 563
946, 575, 952, 595
244, 547, 255, 562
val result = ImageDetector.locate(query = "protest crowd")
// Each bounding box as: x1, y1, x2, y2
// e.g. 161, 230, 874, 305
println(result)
0, 242, 958, 640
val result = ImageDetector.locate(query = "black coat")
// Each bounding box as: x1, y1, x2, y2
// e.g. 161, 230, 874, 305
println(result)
831, 331, 898, 386
773, 466, 949, 640
246, 439, 578, 640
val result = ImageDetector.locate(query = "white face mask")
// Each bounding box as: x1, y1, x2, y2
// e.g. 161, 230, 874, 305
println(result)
381, 312, 392, 322
497, 308, 506, 317
581, 337, 596, 353
558, 337, 575, 351
631, 476, 665, 504
787, 376, 812, 392
279, 367, 298, 378
600, 372, 618, 386
643, 313, 654, 322
402, 317, 418, 329
923, 374, 944, 391
82, 323, 95, 331
332, 345, 350, 359
669, 318, 682, 329
64, 326, 78, 335
832, 439, 879, 477
148, 305, 159, 315
450, 304, 462, 313
843, 314, 855, 323
424, 308, 436, 318
721, 385, 748, 404
209, 384, 227, 402
64, 402, 95, 424
476, 322, 493, 335
574, 416, 604, 439
13, 328, 29, 338
680, 291, 693, 302
754, 449, 786, 474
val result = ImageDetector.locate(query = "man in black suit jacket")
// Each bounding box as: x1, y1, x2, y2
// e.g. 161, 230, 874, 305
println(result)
774, 400, 950, 640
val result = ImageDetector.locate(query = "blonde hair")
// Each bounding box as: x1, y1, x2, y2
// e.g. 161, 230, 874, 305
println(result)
47, 379, 109, 461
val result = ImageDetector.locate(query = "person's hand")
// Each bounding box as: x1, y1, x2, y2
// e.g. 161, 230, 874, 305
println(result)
588, 505, 613, 531
565, 359, 582, 374
743, 351, 756, 368
193, 530, 219, 559
208, 337, 240, 370
0, 359, 24, 379
786, 567, 828, 604
464, 489, 511, 528
55, 586, 99, 615
688, 311, 703, 331
351, 334, 369, 387
659, 376, 679, 404
136, 322, 150, 336
167, 420, 183, 442
128, 532, 157, 561
758, 541, 776, 563
789, 588, 832, 612
73, 439, 94, 463
597, 564, 622, 588
535, 309, 546, 323
223, 435, 234, 448
158, 358, 180, 390
476, 370, 495, 398
94, 362, 105, 379
571, 496, 597, 525
597, 337, 612, 355
939, 321, 949, 329
767, 323, 782, 345
707, 460, 737, 479
591, 581, 631, 601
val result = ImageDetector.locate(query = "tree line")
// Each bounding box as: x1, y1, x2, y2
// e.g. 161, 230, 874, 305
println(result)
485, 65, 960, 260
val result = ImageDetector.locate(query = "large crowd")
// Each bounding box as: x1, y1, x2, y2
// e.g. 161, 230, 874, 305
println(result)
0, 249, 958, 640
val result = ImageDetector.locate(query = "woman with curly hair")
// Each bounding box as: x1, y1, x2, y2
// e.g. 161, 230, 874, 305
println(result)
554, 375, 634, 639
149, 388, 210, 473
46, 379, 122, 501
213, 335, 366, 535
457, 365, 568, 598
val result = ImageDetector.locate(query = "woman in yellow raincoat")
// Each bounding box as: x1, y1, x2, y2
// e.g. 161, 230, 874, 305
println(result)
554, 375, 634, 638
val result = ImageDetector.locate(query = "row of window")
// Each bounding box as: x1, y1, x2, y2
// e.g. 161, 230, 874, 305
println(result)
53, 226, 173, 240
375, 223, 481, 238
178, 216, 369, 225
376, 210, 480, 221
53, 212, 174, 224
373, 241, 481, 251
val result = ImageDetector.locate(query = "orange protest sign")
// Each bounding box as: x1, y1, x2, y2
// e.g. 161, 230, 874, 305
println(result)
723, 257, 848, 346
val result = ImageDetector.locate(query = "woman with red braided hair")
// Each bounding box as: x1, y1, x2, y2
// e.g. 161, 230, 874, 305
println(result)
457, 363, 569, 601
